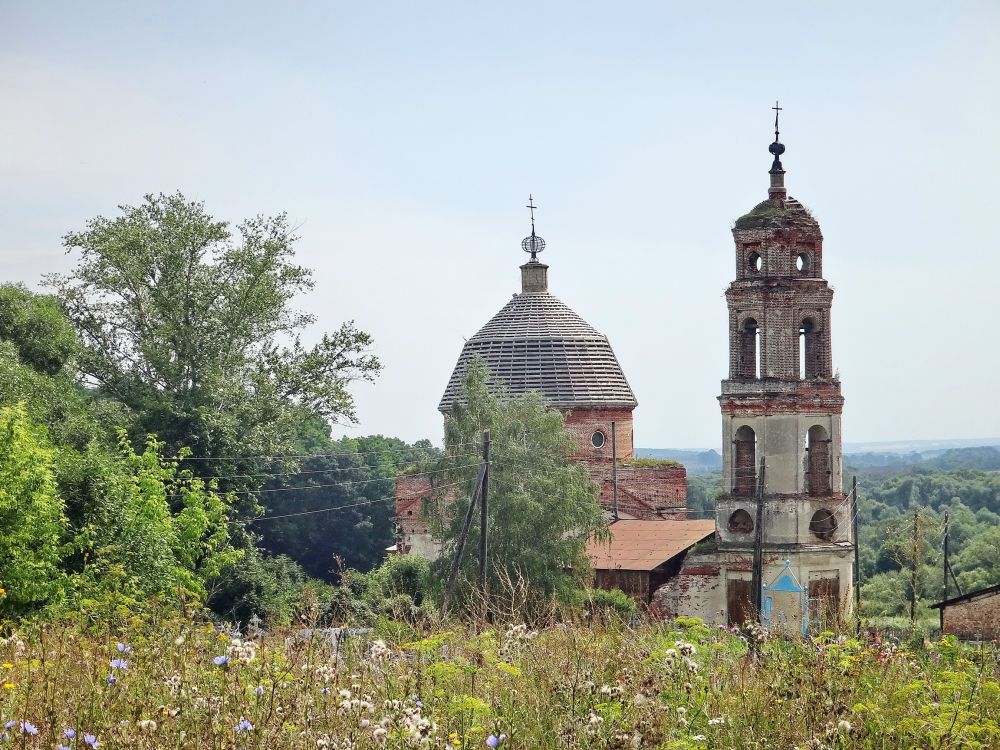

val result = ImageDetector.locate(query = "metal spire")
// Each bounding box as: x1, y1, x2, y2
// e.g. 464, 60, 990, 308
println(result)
521, 194, 546, 260
768, 101, 786, 174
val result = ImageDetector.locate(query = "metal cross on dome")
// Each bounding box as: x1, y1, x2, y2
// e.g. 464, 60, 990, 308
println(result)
521, 194, 545, 259
772, 100, 782, 141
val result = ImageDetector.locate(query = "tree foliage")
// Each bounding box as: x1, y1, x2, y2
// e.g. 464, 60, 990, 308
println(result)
429, 357, 607, 613
47, 192, 381, 493
0, 405, 69, 617
255, 421, 439, 580
76, 435, 238, 607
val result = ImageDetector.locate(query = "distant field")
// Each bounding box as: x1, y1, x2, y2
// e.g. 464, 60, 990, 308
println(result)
1, 615, 996, 749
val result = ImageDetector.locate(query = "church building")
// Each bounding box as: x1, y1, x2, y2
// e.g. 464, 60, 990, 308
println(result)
653, 112, 856, 630
397, 110, 856, 628
396, 206, 688, 560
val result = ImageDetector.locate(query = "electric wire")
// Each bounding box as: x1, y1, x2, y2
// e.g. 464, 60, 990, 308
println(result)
171, 440, 483, 463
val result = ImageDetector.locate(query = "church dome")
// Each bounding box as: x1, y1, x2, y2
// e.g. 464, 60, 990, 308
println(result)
438, 259, 637, 413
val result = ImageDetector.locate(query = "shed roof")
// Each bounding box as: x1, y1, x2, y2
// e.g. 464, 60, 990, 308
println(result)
586, 519, 715, 572
929, 583, 1000, 610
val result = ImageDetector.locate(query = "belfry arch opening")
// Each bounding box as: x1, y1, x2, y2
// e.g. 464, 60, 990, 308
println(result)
799, 317, 822, 379
738, 318, 760, 379
806, 425, 832, 495
734, 425, 757, 496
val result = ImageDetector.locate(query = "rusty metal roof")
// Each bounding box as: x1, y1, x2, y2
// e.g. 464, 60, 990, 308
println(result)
439, 289, 637, 412
586, 520, 715, 572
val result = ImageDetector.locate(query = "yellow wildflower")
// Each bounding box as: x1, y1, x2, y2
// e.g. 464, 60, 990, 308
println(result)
2, 683, 14, 690
2, 664, 12, 669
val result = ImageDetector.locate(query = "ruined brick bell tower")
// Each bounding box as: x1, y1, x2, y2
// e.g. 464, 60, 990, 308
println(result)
715, 107, 855, 631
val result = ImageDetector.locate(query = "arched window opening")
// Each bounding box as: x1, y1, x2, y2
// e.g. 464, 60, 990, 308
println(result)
806, 425, 832, 495
809, 509, 838, 541
739, 318, 760, 379
747, 251, 763, 274
799, 317, 821, 379
796, 253, 811, 274
728, 508, 754, 534
734, 425, 757, 496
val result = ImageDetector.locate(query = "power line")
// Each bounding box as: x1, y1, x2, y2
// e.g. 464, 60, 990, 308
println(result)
172, 440, 483, 463
171, 461, 486, 499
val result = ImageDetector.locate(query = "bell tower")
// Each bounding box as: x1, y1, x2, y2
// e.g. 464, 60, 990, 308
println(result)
715, 106, 854, 632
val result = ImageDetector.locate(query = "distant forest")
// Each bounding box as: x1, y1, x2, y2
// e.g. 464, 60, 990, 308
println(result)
685, 445, 1000, 619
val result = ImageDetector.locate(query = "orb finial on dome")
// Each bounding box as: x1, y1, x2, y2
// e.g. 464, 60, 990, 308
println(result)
521, 194, 545, 260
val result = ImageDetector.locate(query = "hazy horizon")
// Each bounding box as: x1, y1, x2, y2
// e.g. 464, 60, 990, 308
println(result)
2, 1, 998, 449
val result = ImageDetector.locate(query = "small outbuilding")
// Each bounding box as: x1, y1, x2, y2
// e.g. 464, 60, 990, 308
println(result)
930, 584, 1000, 641
586, 519, 715, 604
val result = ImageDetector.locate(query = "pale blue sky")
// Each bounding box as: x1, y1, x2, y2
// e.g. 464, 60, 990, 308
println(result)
1, 1, 998, 448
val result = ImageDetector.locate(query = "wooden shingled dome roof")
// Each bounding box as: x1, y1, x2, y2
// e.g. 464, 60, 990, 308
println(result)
439, 265, 637, 412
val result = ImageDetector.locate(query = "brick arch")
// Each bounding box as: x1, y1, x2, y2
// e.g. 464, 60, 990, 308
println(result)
797, 311, 829, 379
806, 424, 832, 495
735, 313, 762, 379
733, 424, 757, 496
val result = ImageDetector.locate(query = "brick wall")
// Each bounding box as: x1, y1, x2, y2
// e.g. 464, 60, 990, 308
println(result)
564, 408, 634, 461
941, 591, 1000, 641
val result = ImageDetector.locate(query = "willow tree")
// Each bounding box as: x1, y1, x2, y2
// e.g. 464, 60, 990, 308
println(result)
430, 357, 607, 614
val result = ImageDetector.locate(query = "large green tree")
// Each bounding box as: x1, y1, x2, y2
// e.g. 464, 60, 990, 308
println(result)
429, 357, 607, 614
47, 192, 381, 497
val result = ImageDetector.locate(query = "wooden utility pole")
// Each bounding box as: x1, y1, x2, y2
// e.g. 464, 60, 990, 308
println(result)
941, 510, 949, 631
851, 476, 861, 616
909, 509, 922, 624
441, 435, 489, 619
477, 430, 491, 596
611, 421, 619, 521
750, 457, 766, 619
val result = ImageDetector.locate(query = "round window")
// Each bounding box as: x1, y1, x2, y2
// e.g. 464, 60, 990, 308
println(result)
591, 430, 606, 448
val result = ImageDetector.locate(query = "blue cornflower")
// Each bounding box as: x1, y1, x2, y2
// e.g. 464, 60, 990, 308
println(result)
486, 733, 508, 748
254, 686, 265, 696
3, 721, 14, 729
235, 718, 253, 733
321, 687, 331, 695
20, 722, 39, 736
84, 734, 99, 747
64, 729, 76, 739
109, 658, 128, 670
107, 674, 117, 685
213, 655, 229, 666
57, 745, 71, 750
116, 643, 132, 654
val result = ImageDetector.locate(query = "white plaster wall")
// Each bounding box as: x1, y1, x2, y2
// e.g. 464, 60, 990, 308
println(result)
721, 412, 843, 495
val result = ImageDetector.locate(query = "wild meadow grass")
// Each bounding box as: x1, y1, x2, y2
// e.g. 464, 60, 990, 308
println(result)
0, 613, 996, 749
